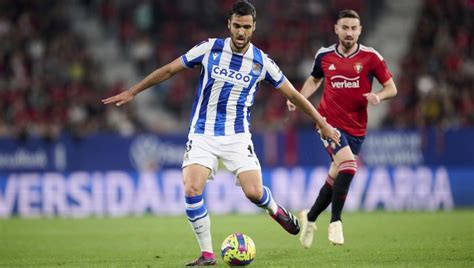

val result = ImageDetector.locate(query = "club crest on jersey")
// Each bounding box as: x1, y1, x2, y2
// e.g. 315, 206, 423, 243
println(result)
354, 62, 363, 73
252, 63, 261, 74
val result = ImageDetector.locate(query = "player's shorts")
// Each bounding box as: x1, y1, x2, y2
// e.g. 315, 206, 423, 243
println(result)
319, 128, 365, 159
182, 133, 261, 181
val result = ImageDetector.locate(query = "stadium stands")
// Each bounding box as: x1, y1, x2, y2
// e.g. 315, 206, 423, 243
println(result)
0, 1, 134, 140
1, 0, 472, 139
383, 0, 474, 129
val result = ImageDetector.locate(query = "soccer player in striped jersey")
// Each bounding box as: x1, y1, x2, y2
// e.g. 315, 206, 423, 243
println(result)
287, 9, 397, 247
102, 1, 340, 265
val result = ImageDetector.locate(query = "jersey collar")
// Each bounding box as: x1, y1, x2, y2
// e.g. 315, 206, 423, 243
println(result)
335, 43, 360, 58
226, 37, 253, 56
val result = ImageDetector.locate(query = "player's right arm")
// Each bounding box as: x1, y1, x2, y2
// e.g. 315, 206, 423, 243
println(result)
287, 75, 323, 111
102, 58, 186, 106
102, 40, 209, 107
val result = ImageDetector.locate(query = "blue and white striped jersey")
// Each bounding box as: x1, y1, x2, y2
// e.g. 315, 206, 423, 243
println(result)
180, 37, 286, 136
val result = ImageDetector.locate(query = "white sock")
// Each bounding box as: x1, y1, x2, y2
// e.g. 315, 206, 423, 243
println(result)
267, 198, 278, 215
185, 195, 213, 254
253, 186, 278, 215
189, 214, 213, 253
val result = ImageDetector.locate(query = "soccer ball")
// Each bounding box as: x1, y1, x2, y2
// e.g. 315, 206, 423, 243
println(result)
220, 233, 256, 266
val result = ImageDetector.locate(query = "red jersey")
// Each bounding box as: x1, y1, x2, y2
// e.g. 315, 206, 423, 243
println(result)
311, 44, 392, 137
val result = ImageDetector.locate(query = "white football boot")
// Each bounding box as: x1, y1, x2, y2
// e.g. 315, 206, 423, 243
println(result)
299, 209, 317, 248
328, 220, 344, 245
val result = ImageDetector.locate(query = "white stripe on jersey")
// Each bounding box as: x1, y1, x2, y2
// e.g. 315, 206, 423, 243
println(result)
188, 41, 213, 133
224, 45, 255, 135
203, 40, 232, 135
181, 37, 284, 136
314, 44, 336, 59
311, 44, 336, 71
360, 45, 384, 60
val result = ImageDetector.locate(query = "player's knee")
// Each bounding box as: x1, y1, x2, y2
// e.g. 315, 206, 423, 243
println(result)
338, 160, 357, 175
184, 183, 203, 197
244, 186, 262, 203
325, 175, 335, 187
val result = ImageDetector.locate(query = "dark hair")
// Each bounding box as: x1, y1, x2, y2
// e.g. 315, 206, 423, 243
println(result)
337, 9, 360, 21
229, 1, 256, 21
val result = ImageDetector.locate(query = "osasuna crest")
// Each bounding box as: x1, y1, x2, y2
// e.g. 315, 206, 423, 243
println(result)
354, 62, 363, 73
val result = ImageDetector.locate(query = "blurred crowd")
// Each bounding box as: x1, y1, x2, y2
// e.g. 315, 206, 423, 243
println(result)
383, 0, 474, 130
0, 0, 472, 140
0, 0, 124, 141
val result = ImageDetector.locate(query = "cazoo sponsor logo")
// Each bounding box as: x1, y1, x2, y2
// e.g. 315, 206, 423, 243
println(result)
211, 66, 252, 87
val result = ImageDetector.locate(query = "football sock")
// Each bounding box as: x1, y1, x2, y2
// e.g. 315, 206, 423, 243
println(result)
251, 186, 278, 215
331, 160, 357, 222
185, 195, 213, 254
307, 178, 334, 222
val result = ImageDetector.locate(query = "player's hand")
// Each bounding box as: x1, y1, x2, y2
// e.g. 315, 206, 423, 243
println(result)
363, 92, 380, 105
286, 99, 296, 111
319, 122, 341, 146
102, 90, 134, 106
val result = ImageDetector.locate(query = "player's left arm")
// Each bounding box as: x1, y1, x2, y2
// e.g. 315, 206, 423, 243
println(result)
363, 78, 397, 105
364, 56, 398, 105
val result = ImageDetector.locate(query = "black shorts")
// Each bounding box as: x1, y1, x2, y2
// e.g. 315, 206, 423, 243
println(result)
319, 128, 365, 158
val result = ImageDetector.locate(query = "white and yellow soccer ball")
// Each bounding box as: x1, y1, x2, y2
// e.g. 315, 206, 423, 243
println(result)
220, 233, 256, 266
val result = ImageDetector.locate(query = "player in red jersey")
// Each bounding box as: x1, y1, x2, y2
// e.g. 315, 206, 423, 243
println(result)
287, 9, 397, 247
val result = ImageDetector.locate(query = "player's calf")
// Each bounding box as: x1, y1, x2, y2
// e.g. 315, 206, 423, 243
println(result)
249, 186, 278, 214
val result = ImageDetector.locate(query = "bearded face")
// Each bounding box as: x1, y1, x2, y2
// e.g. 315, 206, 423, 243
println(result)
335, 18, 362, 51
228, 14, 255, 53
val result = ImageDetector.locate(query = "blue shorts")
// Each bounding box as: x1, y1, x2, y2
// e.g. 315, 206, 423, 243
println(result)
319, 129, 365, 159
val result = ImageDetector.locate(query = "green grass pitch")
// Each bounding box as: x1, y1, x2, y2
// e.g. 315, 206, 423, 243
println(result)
1, 211, 472, 267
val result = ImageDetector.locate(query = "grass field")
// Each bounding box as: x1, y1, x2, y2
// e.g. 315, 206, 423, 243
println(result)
0, 211, 472, 267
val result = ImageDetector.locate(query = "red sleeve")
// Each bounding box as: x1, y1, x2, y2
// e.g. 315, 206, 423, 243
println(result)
372, 57, 392, 84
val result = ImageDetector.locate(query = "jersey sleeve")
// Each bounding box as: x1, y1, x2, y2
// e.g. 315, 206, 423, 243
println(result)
371, 52, 392, 84
263, 54, 286, 88
373, 60, 392, 84
310, 49, 325, 79
180, 40, 209, 68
